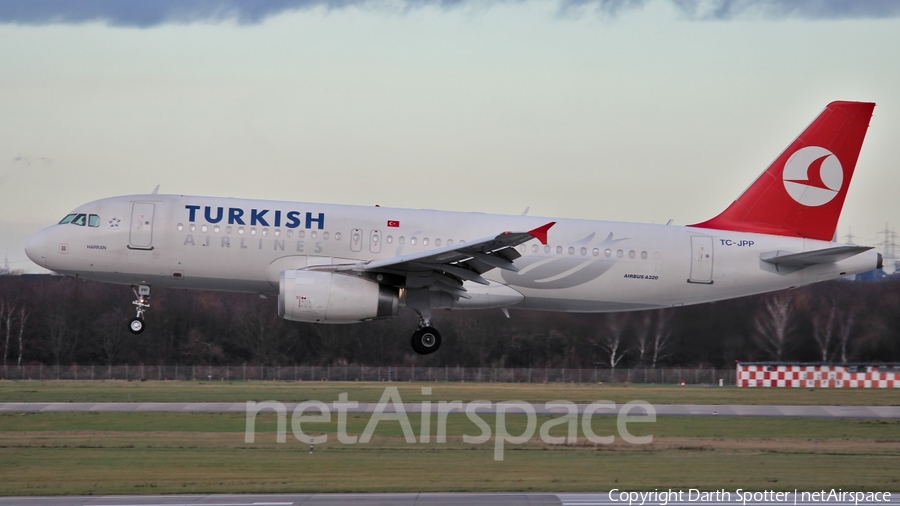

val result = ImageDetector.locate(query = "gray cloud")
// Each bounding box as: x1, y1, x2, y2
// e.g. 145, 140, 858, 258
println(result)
10, 155, 52, 167
0, 0, 464, 28
1, 155, 52, 187
668, 0, 900, 21
1, 0, 899, 26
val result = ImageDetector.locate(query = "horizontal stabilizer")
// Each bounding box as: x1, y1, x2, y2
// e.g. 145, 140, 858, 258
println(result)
759, 245, 873, 267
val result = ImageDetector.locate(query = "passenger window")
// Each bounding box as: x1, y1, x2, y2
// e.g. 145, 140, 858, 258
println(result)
72, 214, 87, 226
88, 214, 100, 227
59, 214, 76, 225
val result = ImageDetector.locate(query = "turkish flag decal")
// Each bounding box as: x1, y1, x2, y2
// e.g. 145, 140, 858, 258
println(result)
387, 220, 400, 227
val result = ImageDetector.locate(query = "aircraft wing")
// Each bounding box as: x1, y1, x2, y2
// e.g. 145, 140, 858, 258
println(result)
759, 245, 873, 267
326, 222, 555, 298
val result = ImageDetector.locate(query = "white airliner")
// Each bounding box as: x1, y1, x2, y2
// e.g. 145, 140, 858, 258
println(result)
25, 101, 880, 354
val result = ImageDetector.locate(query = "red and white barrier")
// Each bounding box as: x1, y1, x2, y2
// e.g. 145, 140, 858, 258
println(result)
737, 363, 900, 388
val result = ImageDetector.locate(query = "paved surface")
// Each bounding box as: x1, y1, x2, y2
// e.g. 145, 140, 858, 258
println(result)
1, 402, 899, 418
1, 493, 897, 506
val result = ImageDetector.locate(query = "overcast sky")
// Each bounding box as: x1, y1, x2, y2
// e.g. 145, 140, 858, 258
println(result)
3, 0, 900, 272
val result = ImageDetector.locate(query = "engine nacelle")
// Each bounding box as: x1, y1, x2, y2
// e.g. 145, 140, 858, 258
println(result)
278, 270, 399, 323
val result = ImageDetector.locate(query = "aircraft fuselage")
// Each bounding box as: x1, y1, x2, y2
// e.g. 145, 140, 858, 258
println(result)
25, 194, 880, 313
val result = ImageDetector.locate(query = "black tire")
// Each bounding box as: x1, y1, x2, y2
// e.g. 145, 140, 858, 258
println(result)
129, 317, 145, 335
411, 326, 441, 355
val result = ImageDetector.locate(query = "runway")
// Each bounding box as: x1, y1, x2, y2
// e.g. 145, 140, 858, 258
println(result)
1, 402, 898, 418
1, 492, 898, 506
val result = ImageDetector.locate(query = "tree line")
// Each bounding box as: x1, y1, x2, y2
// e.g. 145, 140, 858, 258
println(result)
0, 274, 898, 368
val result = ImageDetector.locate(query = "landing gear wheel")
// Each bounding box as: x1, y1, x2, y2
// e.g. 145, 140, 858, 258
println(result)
411, 326, 441, 355
130, 284, 150, 335
129, 317, 145, 335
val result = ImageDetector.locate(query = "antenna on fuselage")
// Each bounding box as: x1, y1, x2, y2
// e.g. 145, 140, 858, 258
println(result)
151, 185, 160, 195
521, 207, 530, 216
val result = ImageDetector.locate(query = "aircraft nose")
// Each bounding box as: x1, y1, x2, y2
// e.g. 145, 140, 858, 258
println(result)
24, 230, 48, 267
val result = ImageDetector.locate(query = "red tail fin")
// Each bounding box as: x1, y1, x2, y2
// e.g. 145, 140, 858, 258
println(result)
690, 101, 875, 241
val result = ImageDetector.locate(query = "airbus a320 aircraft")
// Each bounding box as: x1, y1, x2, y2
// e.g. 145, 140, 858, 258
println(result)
25, 101, 880, 355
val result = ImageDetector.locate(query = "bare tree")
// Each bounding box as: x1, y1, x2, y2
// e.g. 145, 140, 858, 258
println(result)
182, 328, 224, 364
0, 300, 9, 364
811, 301, 836, 362
232, 301, 293, 366
836, 307, 858, 364
592, 313, 628, 370
45, 310, 69, 365
633, 313, 651, 366
753, 293, 795, 360
16, 307, 27, 366
95, 310, 127, 365
651, 309, 674, 368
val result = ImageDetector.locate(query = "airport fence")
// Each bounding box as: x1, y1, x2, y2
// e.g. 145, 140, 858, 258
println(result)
0, 364, 736, 385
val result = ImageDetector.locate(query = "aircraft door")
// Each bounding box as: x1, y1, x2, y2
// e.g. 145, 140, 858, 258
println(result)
688, 236, 713, 284
350, 229, 363, 252
129, 203, 155, 250
370, 230, 382, 253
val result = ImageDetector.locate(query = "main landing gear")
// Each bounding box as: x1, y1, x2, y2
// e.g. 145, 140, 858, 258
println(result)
410, 309, 441, 355
129, 284, 150, 335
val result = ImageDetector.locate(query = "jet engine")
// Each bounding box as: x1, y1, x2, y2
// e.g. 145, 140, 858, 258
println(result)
278, 270, 399, 323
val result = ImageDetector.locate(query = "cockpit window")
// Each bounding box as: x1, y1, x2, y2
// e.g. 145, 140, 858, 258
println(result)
59, 214, 77, 225
71, 214, 87, 226
88, 214, 100, 227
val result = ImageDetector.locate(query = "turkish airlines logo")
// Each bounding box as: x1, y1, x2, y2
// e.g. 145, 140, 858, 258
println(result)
782, 146, 843, 207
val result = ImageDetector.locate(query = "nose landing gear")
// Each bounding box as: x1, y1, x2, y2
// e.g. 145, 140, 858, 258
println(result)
129, 284, 150, 335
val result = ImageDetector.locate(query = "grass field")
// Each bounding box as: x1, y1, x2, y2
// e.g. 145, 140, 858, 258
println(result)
2, 379, 899, 405
0, 412, 898, 495
1, 380, 899, 495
